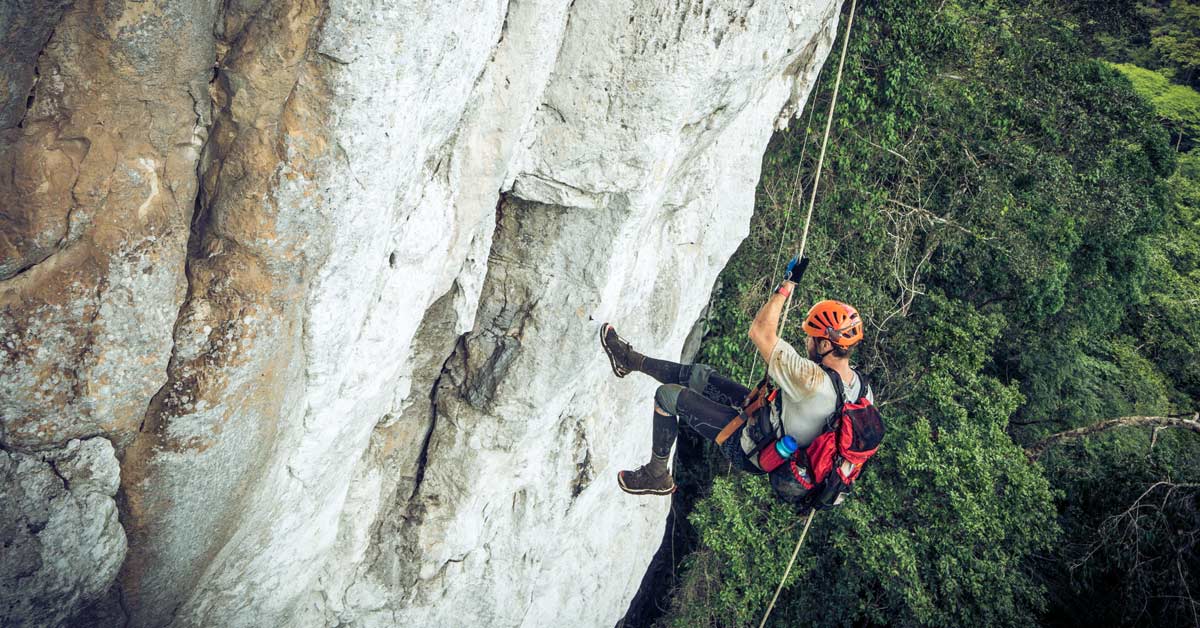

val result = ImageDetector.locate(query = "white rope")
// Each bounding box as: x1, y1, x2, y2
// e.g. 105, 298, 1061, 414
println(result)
796, 0, 858, 263
758, 1, 858, 626
779, 0, 857, 330
758, 509, 817, 628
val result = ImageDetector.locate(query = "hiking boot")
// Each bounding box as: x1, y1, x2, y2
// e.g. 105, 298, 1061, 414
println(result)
617, 462, 676, 496
600, 323, 643, 378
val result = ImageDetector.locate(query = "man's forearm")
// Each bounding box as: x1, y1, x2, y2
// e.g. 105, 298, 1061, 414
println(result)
749, 257, 806, 360
748, 281, 794, 360
752, 286, 791, 334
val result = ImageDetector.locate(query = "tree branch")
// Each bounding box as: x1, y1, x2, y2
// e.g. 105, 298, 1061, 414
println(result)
1069, 481, 1200, 572
1026, 413, 1200, 460
1009, 417, 1068, 427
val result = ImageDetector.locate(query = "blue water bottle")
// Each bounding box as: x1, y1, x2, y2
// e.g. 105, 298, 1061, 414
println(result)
759, 435, 799, 472
776, 435, 798, 459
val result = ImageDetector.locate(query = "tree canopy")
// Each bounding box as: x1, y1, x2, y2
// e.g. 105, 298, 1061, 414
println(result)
1110, 62, 1200, 144
639, 0, 1200, 626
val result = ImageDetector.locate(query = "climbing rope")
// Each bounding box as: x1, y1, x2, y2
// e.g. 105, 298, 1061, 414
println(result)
779, 0, 858, 331
750, 77, 822, 386
759, 509, 817, 628
758, 0, 858, 626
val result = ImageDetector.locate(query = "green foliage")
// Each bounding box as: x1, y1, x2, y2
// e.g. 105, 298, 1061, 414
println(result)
1056, 0, 1157, 70
1038, 428, 1200, 626
1058, 0, 1200, 89
1131, 152, 1200, 401
650, 0, 1200, 626
1145, 0, 1200, 83
1109, 62, 1200, 141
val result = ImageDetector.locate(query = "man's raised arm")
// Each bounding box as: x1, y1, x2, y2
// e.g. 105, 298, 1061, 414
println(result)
748, 257, 809, 361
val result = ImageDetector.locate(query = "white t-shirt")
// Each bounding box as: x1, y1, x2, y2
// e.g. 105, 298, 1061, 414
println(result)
760, 338, 872, 448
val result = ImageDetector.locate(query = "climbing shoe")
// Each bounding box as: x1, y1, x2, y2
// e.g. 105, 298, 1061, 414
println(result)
600, 323, 643, 378
617, 462, 676, 496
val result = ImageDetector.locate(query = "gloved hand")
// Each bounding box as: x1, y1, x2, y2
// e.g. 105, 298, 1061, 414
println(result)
785, 256, 810, 284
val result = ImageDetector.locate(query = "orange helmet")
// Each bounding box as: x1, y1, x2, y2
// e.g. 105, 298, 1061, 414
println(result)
803, 300, 863, 348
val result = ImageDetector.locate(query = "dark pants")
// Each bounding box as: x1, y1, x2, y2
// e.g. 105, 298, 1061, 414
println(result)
644, 357, 765, 474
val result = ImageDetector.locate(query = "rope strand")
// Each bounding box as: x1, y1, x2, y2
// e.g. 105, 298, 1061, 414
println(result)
758, 1, 858, 626
797, 0, 858, 262
781, 0, 858, 331
759, 509, 817, 628
752, 79, 824, 385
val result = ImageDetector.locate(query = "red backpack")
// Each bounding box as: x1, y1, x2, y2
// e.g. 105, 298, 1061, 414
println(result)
789, 367, 885, 508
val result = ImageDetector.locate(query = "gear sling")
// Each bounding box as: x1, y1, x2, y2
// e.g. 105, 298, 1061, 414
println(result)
713, 377, 776, 448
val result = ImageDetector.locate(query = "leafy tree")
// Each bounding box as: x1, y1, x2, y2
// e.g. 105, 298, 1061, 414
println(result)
1055, 0, 1200, 89
1130, 152, 1200, 402
1144, 0, 1200, 85
1038, 428, 1200, 627
1058, 0, 1154, 65
648, 0, 1195, 626
1109, 62, 1200, 145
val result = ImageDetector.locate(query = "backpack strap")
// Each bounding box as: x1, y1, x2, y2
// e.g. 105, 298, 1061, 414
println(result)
820, 365, 847, 432
850, 368, 871, 402
827, 366, 871, 400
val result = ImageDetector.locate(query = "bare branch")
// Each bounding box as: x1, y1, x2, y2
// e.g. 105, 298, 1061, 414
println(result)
849, 129, 910, 163
1027, 413, 1200, 459
1070, 481, 1200, 574
885, 198, 996, 241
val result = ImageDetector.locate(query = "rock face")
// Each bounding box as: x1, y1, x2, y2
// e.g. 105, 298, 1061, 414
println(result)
0, 438, 126, 627
0, 0, 842, 626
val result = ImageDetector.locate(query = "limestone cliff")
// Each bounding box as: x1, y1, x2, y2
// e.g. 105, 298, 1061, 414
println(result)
0, 0, 842, 625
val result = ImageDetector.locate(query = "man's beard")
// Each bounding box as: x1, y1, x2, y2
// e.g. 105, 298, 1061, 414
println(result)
808, 343, 823, 362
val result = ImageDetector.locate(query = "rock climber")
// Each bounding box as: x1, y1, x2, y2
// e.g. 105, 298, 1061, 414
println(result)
600, 256, 874, 505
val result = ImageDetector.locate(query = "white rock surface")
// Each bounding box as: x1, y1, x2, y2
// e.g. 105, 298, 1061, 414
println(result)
0, 439, 126, 627
0, 0, 842, 626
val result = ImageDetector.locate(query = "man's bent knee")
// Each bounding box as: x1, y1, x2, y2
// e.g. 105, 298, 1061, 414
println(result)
654, 384, 684, 416
687, 364, 716, 393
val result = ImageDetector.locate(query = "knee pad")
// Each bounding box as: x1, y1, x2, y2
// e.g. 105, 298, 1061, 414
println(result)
687, 364, 716, 393
654, 384, 684, 416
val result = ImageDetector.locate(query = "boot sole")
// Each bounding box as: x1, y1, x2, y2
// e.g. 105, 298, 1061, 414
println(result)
617, 471, 676, 495
600, 323, 632, 378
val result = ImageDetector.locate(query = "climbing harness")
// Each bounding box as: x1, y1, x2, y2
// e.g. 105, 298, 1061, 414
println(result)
714, 380, 777, 446
756, 0, 859, 626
